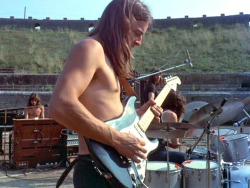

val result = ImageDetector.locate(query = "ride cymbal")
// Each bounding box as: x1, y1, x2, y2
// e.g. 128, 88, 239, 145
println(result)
189, 98, 244, 127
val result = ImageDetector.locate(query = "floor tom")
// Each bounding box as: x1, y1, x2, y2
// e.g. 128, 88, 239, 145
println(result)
144, 161, 182, 188
182, 160, 220, 188
222, 133, 249, 162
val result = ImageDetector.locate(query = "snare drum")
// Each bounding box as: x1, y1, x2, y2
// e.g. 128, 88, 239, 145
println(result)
222, 133, 250, 162
210, 128, 237, 152
182, 160, 220, 188
144, 161, 182, 188
223, 164, 250, 188
193, 147, 218, 161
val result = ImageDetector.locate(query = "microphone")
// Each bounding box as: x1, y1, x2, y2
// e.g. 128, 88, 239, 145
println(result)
233, 116, 248, 127
186, 49, 193, 68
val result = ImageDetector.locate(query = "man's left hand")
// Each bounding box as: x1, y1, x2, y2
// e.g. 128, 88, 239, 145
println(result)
136, 99, 163, 123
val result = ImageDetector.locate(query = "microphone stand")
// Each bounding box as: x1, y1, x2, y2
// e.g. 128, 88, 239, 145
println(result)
128, 58, 192, 83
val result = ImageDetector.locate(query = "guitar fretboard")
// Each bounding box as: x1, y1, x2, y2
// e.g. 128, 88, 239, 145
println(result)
138, 76, 181, 132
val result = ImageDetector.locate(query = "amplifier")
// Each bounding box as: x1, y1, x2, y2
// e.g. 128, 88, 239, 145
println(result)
60, 129, 79, 162
11, 118, 65, 169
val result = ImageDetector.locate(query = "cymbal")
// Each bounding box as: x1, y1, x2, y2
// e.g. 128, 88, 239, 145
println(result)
148, 122, 203, 130
183, 101, 208, 122
146, 123, 203, 139
146, 129, 186, 139
189, 98, 244, 127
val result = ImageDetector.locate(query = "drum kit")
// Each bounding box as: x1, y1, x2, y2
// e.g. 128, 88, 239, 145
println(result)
145, 98, 250, 188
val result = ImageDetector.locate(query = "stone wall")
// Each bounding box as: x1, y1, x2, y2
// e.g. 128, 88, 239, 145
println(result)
152, 13, 250, 29
0, 73, 249, 119
1, 13, 249, 32
0, 17, 97, 32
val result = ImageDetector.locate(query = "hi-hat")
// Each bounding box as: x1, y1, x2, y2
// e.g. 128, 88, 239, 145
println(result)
189, 98, 244, 127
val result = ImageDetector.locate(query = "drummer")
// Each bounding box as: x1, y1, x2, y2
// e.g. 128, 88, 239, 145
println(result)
148, 90, 202, 164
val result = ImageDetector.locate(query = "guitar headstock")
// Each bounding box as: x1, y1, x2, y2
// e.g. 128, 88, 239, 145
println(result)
163, 76, 181, 91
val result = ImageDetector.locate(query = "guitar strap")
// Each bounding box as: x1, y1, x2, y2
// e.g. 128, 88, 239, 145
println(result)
118, 77, 137, 97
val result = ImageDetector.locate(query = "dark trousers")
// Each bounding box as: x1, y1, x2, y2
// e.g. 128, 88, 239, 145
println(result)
73, 155, 111, 188
148, 143, 202, 165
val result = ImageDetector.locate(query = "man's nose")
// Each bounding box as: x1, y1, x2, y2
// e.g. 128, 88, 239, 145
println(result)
134, 36, 142, 46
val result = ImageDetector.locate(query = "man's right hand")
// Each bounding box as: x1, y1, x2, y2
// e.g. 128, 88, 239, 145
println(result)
113, 132, 147, 163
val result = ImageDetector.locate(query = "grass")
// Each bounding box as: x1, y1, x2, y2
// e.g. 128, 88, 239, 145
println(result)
0, 24, 249, 74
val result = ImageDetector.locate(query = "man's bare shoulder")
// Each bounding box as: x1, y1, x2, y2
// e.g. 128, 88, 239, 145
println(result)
66, 37, 105, 69
73, 37, 104, 54
162, 110, 177, 122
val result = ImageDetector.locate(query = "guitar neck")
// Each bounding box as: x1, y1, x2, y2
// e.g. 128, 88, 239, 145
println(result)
138, 76, 181, 132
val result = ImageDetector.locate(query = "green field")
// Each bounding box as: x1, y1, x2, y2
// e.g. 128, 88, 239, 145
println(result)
0, 24, 249, 74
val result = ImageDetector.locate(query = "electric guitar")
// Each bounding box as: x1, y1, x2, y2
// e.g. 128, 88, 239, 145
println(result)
87, 76, 181, 188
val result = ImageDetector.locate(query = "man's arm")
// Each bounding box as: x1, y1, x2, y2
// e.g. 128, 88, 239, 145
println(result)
24, 108, 29, 119
48, 39, 149, 162
40, 106, 44, 118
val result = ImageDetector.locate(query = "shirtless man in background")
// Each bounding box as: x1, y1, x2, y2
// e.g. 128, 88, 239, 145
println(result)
48, 0, 162, 187
24, 93, 44, 119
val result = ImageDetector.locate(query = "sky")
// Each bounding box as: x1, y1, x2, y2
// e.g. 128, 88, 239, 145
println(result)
0, 0, 249, 20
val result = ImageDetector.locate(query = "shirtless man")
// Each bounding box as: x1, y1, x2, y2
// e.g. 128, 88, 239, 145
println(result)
24, 93, 44, 119
48, 0, 162, 187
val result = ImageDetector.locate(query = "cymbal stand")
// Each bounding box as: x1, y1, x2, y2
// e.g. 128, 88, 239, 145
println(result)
243, 109, 250, 118
185, 128, 206, 160
165, 127, 170, 188
204, 98, 227, 188
185, 99, 227, 188
3, 110, 7, 162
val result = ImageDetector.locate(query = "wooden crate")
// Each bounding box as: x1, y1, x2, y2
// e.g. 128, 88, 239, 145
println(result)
12, 118, 66, 169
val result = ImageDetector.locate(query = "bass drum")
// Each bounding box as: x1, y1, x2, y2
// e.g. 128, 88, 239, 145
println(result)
182, 160, 220, 188
192, 147, 218, 161
223, 164, 250, 188
144, 161, 182, 188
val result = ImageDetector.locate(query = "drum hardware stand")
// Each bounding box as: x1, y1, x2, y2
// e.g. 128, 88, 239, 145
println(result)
2, 110, 7, 162
165, 127, 171, 188
185, 99, 227, 188
243, 109, 250, 119
205, 98, 227, 188
185, 129, 206, 160
233, 109, 249, 133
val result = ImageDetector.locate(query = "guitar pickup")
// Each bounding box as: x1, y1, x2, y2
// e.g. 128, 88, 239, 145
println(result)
120, 156, 131, 167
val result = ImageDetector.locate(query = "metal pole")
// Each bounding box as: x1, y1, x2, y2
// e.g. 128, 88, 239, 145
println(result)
24, 6, 26, 19
3, 110, 7, 162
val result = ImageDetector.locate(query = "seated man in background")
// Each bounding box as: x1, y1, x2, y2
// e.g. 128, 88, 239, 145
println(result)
148, 90, 202, 164
24, 93, 44, 119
